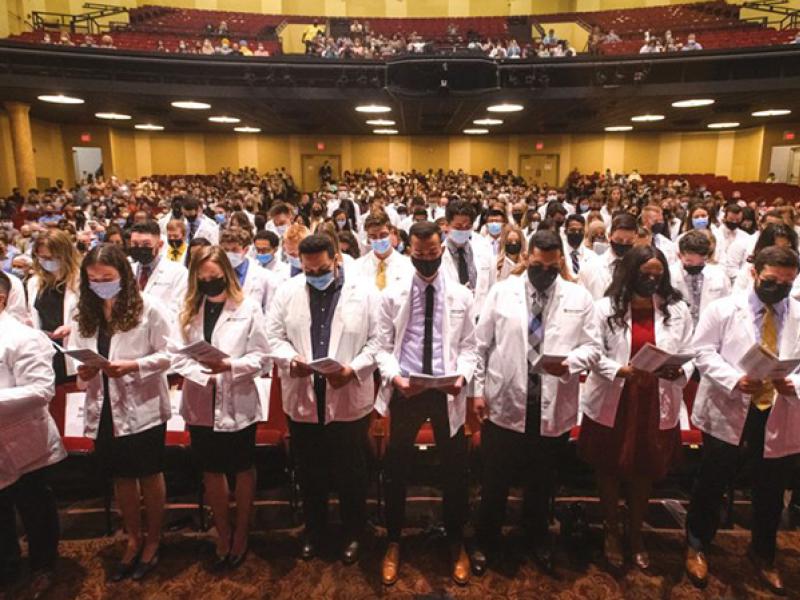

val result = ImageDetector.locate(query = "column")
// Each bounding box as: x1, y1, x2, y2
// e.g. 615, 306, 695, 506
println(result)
3, 102, 36, 192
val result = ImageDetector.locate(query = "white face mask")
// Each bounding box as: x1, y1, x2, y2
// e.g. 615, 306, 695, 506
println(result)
226, 251, 244, 269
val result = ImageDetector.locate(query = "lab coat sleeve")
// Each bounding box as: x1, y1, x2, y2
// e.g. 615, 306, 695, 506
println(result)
564, 291, 602, 377
0, 329, 55, 418
136, 303, 173, 380
349, 288, 380, 382
471, 288, 497, 398
265, 287, 301, 370
229, 306, 270, 381
375, 292, 401, 384
168, 335, 211, 388
666, 302, 695, 389
692, 301, 744, 395
594, 315, 624, 383
454, 295, 478, 383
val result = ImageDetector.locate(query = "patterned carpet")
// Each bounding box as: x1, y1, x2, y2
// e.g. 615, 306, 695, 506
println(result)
5, 527, 800, 600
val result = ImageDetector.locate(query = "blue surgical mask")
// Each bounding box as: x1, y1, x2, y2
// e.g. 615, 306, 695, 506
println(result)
487, 222, 503, 237
215, 213, 226, 225
11, 267, 25, 279
288, 254, 302, 269
276, 224, 287, 236
39, 258, 61, 273
449, 229, 471, 246
336, 219, 347, 229
255, 252, 273, 266
306, 270, 334, 291
396, 242, 405, 254
692, 217, 709, 230
89, 279, 121, 300
370, 237, 392, 255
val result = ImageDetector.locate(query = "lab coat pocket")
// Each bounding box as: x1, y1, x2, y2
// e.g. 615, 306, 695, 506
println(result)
4, 414, 50, 472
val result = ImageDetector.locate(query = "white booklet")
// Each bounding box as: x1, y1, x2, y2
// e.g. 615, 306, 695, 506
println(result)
738, 344, 800, 380
409, 373, 461, 390
52, 342, 110, 369
531, 354, 569, 374
307, 357, 344, 375
630, 343, 694, 374
170, 339, 230, 363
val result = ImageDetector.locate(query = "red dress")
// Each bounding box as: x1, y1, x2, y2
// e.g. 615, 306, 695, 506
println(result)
578, 304, 681, 480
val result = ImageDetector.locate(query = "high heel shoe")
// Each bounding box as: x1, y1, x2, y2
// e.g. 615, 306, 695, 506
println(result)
131, 549, 160, 581
109, 546, 143, 582
603, 523, 625, 571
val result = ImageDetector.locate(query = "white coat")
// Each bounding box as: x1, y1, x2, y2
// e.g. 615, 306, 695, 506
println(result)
441, 236, 496, 316
172, 296, 269, 432
353, 249, 413, 291
692, 293, 800, 458
26, 275, 80, 375
239, 257, 280, 314
134, 257, 188, 317
581, 297, 694, 430
669, 263, 731, 315
70, 297, 173, 439
562, 241, 596, 279
6, 271, 29, 323
579, 248, 621, 300
473, 276, 601, 436
375, 273, 478, 436
266, 274, 380, 424
0, 312, 65, 490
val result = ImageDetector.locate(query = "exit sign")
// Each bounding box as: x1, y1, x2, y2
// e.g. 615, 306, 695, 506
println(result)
80, 133, 91, 142
535, 141, 544, 150
317, 141, 326, 151
784, 131, 796, 141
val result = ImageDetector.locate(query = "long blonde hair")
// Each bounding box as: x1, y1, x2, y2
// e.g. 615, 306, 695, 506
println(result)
32, 229, 81, 292
496, 224, 528, 277
179, 246, 244, 337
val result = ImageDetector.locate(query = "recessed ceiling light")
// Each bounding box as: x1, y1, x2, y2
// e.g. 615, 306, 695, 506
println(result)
473, 118, 503, 126
234, 126, 261, 133
487, 103, 523, 113
752, 109, 791, 117
38, 94, 84, 104
366, 119, 395, 126
171, 100, 211, 110
605, 125, 633, 132
631, 114, 665, 122
463, 128, 489, 135
707, 122, 740, 129
95, 112, 131, 120
373, 128, 398, 135
672, 99, 715, 108
356, 104, 391, 113
134, 123, 164, 131
209, 116, 240, 123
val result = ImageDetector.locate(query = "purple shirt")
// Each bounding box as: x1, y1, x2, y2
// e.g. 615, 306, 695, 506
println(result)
399, 272, 445, 376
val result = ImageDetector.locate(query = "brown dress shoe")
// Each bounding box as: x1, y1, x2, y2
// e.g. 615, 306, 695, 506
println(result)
748, 547, 786, 596
685, 547, 708, 588
382, 542, 400, 586
451, 544, 470, 586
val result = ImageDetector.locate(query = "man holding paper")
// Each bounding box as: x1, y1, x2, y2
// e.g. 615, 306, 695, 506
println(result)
686, 246, 800, 595
375, 221, 477, 587
468, 230, 601, 576
266, 234, 380, 566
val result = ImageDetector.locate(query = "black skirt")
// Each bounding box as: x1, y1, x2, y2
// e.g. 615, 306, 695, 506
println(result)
94, 399, 167, 479
189, 423, 257, 474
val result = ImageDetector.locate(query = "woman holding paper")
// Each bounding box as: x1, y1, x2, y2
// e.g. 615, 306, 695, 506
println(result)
174, 246, 269, 571
579, 245, 693, 572
70, 243, 173, 581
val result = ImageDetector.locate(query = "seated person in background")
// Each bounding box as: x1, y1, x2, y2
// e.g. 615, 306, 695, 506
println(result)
682, 33, 703, 51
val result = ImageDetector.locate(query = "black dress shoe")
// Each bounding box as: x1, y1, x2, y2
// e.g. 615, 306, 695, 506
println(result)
342, 540, 360, 565
131, 551, 159, 582
109, 551, 141, 582
209, 553, 229, 573
300, 539, 317, 561
469, 546, 488, 576
229, 546, 249, 570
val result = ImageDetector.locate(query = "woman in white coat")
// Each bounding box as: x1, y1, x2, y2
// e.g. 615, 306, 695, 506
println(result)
71, 244, 173, 582
579, 246, 693, 571
27, 229, 81, 383
173, 246, 269, 571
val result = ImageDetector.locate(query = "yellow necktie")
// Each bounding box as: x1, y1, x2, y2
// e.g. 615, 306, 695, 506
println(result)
376, 259, 387, 291
753, 305, 777, 411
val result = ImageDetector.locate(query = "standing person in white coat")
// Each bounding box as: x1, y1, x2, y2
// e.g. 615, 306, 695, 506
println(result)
253, 230, 289, 280
640, 204, 677, 263
128, 220, 188, 317
579, 213, 638, 300
563, 214, 594, 279
28, 229, 82, 382
266, 235, 380, 564
441, 200, 495, 318
375, 221, 478, 587
173, 247, 269, 572
579, 246, 693, 572
685, 246, 800, 595
354, 212, 413, 292
0, 271, 66, 596
220, 227, 279, 314
714, 203, 749, 271
182, 196, 219, 246
4, 270, 28, 323
469, 231, 601, 576
70, 244, 173, 582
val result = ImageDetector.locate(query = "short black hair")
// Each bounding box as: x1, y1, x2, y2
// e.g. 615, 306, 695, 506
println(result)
409, 221, 441, 244
181, 196, 199, 211
130, 220, 161, 237
566, 214, 585, 228
678, 230, 712, 256
754, 246, 800, 273
445, 200, 476, 224
610, 213, 638, 233
724, 203, 743, 216
189, 236, 212, 249
299, 234, 335, 258
529, 230, 564, 254
255, 229, 279, 247
486, 209, 506, 221
545, 202, 568, 218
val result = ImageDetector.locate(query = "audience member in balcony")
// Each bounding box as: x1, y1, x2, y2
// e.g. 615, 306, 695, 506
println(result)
99, 34, 115, 49
664, 30, 681, 51
42, 32, 52, 44
58, 32, 74, 47
216, 38, 234, 55
604, 29, 621, 44
506, 39, 521, 59
200, 38, 215, 55
176, 40, 192, 54
790, 31, 800, 44
682, 33, 703, 51
254, 42, 270, 57
639, 38, 662, 54
217, 20, 229, 36
542, 29, 559, 46
350, 19, 363, 35
302, 21, 324, 54
553, 40, 577, 57
239, 40, 253, 57
155, 40, 168, 53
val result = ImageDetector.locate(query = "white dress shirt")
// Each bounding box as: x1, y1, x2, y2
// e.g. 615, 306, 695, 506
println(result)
398, 273, 445, 376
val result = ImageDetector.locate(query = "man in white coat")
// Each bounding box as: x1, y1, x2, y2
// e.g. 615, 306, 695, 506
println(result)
220, 227, 279, 314
266, 234, 379, 565
376, 221, 477, 587
441, 200, 495, 317
253, 230, 289, 280
640, 204, 677, 263
181, 196, 219, 245
580, 213, 638, 299
686, 246, 800, 595
563, 214, 595, 278
713, 203, 749, 269
0, 271, 65, 595
354, 212, 413, 292
469, 230, 601, 576
128, 220, 188, 317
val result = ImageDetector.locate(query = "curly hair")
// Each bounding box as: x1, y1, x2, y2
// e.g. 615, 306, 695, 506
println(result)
76, 243, 143, 337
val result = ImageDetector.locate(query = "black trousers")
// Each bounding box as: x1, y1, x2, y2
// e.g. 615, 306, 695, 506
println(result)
477, 418, 568, 549
686, 405, 793, 563
384, 390, 468, 543
0, 466, 60, 577
288, 414, 370, 541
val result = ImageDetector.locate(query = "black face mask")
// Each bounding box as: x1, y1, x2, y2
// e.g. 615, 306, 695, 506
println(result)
566, 231, 584, 248
611, 242, 633, 257
755, 278, 792, 305
650, 222, 667, 237
633, 274, 661, 297
129, 246, 155, 265
683, 264, 705, 276
172, 206, 182, 218
511, 211, 523, 223
76, 241, 88, 253
198, 277, 226, 297
411, 255, 442, 278
505, 242, 521, 255
168, 239, 183, 249
185, 213, 197, 223
723, 220, 739, 231
528, 265, 559, 292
